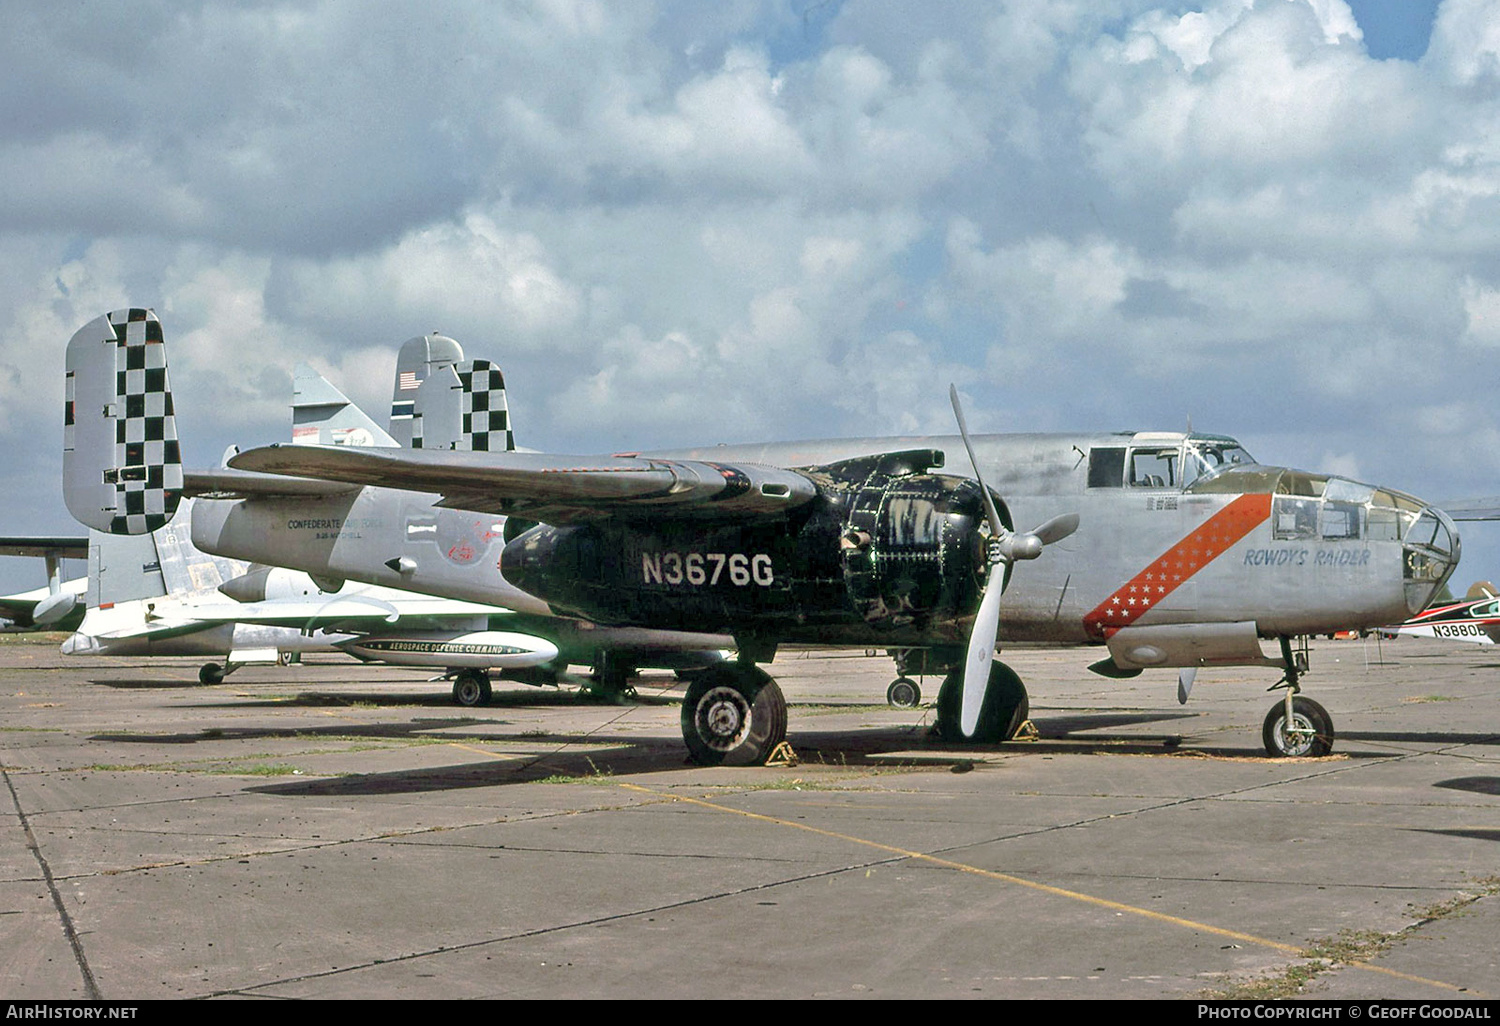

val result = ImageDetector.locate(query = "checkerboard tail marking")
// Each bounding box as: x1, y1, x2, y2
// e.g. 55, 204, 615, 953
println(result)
456, 359, 513, 453
62, 309, 183, 534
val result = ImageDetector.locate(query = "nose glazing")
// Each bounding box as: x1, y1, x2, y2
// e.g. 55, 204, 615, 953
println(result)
1402, 504, 1460, 615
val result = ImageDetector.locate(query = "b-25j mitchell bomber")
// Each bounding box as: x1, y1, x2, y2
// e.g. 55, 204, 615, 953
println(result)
65, 309, 1461, 765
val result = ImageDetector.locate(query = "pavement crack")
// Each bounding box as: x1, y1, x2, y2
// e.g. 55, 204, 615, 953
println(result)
1, 762, 101, 999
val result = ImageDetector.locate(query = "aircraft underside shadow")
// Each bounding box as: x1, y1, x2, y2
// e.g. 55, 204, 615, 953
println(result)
1432, 776, 1500, 795
1339, 730, 1500, 746
1408, 828, 1500, 844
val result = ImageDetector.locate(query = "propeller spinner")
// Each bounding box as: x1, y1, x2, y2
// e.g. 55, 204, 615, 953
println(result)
949, 386, 1079, 737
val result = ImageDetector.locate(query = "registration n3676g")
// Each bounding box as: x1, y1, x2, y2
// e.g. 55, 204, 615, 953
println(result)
642, 552, 774, 587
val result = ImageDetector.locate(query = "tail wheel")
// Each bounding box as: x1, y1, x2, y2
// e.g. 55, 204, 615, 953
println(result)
681, 665, 787, 766
451, 671, 493, 707
934, 662, 1029, 742
1262, 696, 1334, 757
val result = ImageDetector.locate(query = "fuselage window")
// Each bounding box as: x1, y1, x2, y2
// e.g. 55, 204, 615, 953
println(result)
1273, 497, 1319, 540
1088, 447, 1126, 488
1320, 501, 1364, 541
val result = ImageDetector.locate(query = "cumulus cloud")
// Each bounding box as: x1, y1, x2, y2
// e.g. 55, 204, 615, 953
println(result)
7, 0, 1500, 580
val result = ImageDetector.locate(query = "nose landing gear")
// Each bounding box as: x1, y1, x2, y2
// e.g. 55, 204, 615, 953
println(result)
1263, 694, 1334, 757
1261, 637, 1334, 757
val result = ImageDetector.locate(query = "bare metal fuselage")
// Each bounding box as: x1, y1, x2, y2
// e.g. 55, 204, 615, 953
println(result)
189, 430, 1457, 663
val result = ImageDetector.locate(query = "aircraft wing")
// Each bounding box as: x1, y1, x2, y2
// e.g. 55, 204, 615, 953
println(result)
1440, 498, 1500, 521
0, 537, 89, 559
228, 444, 817, 523
165, 595, 509, 632
184, 468, 360, 500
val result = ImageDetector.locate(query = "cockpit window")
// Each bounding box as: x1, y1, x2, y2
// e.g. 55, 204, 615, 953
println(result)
1182, 441, 1256, 488
1130, 448, 1178, 489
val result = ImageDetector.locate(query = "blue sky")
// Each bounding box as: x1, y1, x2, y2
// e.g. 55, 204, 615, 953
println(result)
3, 0, 1500, 610
1347, 0, 1443, 58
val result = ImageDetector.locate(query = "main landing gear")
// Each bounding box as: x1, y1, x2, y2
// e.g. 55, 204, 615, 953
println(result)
680, 663, 787, 766
675, 656, 1034, 764
1261, 637, 1335, 758
933, 662, 1031, 743
450, 669, 493, 707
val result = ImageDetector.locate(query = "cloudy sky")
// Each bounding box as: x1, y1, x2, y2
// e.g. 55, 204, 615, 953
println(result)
5, 0, 1500, 596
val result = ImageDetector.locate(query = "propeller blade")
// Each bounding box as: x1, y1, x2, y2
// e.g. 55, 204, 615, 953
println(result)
961, 560, 1007, 736
1031, 512, 1080, 546
949, 385, 1004, 538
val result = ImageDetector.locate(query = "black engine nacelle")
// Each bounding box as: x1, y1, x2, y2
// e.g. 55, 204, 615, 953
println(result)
502, 450, 1003, 645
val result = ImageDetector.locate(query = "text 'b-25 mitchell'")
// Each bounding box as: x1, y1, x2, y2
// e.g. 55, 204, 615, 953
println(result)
65, 309, 1460, 765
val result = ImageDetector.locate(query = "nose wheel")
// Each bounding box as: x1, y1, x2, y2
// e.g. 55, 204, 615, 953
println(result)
1262, 695, 1333, 757
886, 676, 922, 708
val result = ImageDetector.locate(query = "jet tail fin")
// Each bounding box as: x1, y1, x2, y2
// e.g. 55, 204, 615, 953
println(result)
63, 309, 183, 535
88, 529, 168, 608
389, 333, 464, 446
291, 364, 398, 448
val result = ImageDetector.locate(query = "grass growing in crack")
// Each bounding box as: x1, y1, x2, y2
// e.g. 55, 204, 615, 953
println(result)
1202, 929, 1392, 1000
1204, 879, 1500, 1000
534, 756, 611, 784
227, 763, 302, 777
1407, 876, 1500, 924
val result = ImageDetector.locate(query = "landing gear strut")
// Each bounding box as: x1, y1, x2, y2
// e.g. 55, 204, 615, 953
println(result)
680, 663, 787, 766
933, 661, 1030, 743
1261, 636, 1334, 757
585, 654, 637, 702
886, 646, 953, 708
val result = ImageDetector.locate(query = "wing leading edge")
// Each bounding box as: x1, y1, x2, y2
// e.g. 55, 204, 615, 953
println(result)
228, 444, 817, 523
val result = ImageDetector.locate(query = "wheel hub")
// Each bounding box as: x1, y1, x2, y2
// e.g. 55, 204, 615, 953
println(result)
1276, 714, 1316, 756
697, 686, 752, 752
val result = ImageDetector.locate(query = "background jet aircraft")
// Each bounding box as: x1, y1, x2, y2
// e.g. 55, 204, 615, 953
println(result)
29, 497, 557, 695
0, 536, 87, 630
66, 309, 1461, 765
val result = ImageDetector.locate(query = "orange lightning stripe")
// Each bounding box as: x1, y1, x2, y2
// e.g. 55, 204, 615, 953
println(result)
1083, 493, 1272, 639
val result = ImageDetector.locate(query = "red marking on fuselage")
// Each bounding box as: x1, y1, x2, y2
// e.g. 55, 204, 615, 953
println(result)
1083, 493, 1272, 640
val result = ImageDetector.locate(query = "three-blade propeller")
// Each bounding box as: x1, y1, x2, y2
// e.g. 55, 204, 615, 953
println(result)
949, 386, 1080, 737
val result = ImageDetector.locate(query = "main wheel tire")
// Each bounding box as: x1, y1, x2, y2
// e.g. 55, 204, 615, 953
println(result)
198, 663, 225, 685
1262, 696, 1334, 757
451, 671, 493, 707
681, 665, 787, 766
887, 677, 922, 709
934, 663, 1029, 743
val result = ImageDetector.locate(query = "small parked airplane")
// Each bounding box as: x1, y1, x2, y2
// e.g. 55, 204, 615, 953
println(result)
1381, 582, 1500, 645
